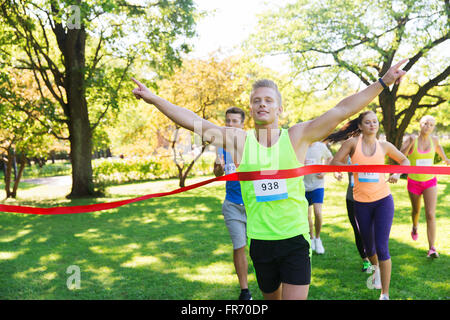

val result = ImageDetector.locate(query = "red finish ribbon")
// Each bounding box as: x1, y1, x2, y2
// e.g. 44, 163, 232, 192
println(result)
1, 165, 448, 215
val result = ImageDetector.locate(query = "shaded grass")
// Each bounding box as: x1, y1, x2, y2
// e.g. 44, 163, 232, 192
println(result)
0, 175, 448, 300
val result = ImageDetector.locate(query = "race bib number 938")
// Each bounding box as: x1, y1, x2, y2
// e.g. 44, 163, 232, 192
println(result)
253, 179, 288, 202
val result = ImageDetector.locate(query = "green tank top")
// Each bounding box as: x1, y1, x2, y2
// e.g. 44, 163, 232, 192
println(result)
407, 138, 435, 181
237, 129, 310, 240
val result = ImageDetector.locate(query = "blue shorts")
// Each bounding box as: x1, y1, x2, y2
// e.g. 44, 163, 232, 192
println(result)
305, 188, 324, 206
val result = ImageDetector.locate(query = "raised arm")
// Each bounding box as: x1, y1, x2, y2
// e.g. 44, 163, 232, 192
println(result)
131, 78, 245, 153
400, 135, 415, 155
291, 59, 408, 147
330, 138, 356, 166
383, 141, 410, 183
384, 142, 410, 166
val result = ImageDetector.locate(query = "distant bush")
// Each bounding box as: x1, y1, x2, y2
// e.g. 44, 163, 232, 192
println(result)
22, 160, 72, 178
92, 153, 215, 186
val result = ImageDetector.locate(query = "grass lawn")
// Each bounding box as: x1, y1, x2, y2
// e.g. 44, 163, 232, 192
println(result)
0, 174, 448, 300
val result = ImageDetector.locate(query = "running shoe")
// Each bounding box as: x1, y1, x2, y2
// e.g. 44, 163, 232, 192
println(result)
238, 289, 252, 300
411, 227, 418, 241
311, 238, 316, 252
371, 267, 382, 289
315, 238, 325, 254
362, 260, 371, 273
379, 294, 390, 300
427, 247, 439, 259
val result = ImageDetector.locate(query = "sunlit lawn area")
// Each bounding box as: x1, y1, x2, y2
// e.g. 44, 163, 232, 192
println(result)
0, 174, 448, 300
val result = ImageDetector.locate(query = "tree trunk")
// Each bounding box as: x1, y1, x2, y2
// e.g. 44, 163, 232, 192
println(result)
379, 92, 402, 165
379, 92, 397, 145
4, 150, 12, 198
11, 154, 26, 198
11, 149, 17, 181
179, 169, 187, 188
178, 144, 207, 188
64, 27, 94, 198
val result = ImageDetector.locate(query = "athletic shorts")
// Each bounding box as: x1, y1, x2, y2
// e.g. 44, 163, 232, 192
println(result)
222, 199, 247, 250
305, 188, 324, 206
249, 234, 311, 293
407, 177, 437, 195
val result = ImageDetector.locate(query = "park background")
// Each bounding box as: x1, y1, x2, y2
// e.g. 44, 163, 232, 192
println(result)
0, 0, 448, 299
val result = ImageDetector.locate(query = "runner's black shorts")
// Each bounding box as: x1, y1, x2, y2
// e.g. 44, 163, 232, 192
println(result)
249, 234, 311, 293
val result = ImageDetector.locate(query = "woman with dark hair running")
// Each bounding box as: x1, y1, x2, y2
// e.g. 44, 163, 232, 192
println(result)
328, 110, 409, 300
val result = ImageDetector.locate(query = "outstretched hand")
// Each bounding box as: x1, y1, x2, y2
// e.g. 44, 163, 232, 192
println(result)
387, 173, 401, 184
215, 154, 225, 169
131, 78, 156, 103
334, 171, 343, 181
381, 59, 408, 86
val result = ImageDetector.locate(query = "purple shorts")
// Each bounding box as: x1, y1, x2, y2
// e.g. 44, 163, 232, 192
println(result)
407, 177, 437, 195
354, 194, 394, 261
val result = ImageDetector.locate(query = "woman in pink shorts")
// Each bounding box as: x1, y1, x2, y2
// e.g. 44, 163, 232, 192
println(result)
401, 115, 450, 258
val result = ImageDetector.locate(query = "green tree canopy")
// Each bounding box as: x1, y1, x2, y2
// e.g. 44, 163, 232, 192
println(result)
0, 0, 198, 197
250, 0, 449, 147
0, 69, 54, 198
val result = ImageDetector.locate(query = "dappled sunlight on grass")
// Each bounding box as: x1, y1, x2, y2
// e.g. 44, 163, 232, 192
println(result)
74, 228, 103, 240
213, 244, 231, 256
43, 272, 58, 281
399, 263, 419, 274
39, 253, 61, 264
157, 252, 175, 261
129, 215, 157, 225
0, 229, 32, 243
184, 262, 236, 285
121, 255, 162, 268
89, 243, 142, 255
311, 267, 338, 276
173, 214, 207, 223
162, 235, 185, 243
425, 280, 448, 291
13, 266, 47, 279
0, 251, 25, 260
85, 266, 123, 287
0, 174, 448, 299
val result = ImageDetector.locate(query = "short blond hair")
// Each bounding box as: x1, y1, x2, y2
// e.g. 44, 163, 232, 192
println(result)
250, 79, 282, 105
420, 115, 435, 125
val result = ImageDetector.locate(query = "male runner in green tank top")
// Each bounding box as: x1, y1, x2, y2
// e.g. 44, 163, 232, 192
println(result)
131, 59, 408, 300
